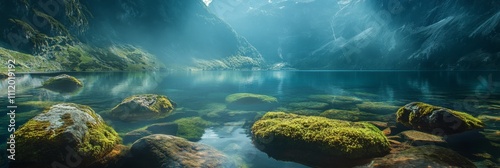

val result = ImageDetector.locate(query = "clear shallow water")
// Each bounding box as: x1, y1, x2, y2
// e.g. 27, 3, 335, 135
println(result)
1, 71, 499, 167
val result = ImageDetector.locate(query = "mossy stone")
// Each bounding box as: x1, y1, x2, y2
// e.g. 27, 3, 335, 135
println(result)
226, 93, 278, 110
396, 102, 484, 135
109, 94, 176, 122
13, 103, 120, 167
251, 112, 390, 167
288, 101, 330, 110
42, 74, 83, 93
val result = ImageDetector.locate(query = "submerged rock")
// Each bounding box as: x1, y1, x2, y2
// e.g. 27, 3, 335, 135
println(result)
357, 102, 400, 114
13, 103, 121, 167
225, 93, 278, 110
398, 130, 446, 145
123, 129, 153, 145
174, 117, 212, 141
42, 74, 83, 92
123, 122, 179, 144
308, 94, 363, 109
361, 145, 476, 168
396, 102, 484, 135
109, 94, 176, 121
288, 101, 330, 110
128, 134, 236, 168
251, 112, 390, 167
320, 109, 377, 121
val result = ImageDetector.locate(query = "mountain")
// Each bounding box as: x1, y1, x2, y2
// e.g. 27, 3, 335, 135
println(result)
209, 0, 500, 70
0, 0, 263, 72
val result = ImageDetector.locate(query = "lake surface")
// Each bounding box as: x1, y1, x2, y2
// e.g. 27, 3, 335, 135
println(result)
1, 71, 499, 167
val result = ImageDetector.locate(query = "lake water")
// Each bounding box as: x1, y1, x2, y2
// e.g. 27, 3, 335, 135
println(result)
1, 71, 499, 167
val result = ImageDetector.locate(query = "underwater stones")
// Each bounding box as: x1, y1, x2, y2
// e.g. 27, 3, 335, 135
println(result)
396, 102, 485, 135
225, 93, 278, 110
13, 103, 120, 167
320, 109, 377, 121
288, 101, 330, 110
251, 112, 390, 167
129, 134, 235, 168
42, 74, 83, 92
123, 123, 179, 144
174, 117, 212, 141
109, 94, 176, 121
398, 130, 446, 145
308, 94, 363, 108
356, 102, 400, 114
363, 145, 476, 168
123, 129, 152, 144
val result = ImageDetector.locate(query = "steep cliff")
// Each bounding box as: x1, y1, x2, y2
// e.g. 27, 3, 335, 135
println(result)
0, 0, 263, 72
210, 0, 500, 70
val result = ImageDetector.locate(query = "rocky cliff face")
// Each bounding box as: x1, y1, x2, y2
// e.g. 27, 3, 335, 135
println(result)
0, 0, 264, 71
88, 0, 264, 70
210, 0, 500, 70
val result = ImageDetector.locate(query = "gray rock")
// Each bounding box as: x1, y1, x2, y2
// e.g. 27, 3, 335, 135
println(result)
129, 134, 236, 168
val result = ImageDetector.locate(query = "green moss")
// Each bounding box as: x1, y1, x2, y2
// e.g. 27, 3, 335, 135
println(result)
14, 103, 120, 165
252, 112, 390, 159
110, 94, 175, 121
396, 102, 484, 134
42, 74, 83, 92
174, 117, 212, 141
0, 47, 62, 72
226, 93, 278, 104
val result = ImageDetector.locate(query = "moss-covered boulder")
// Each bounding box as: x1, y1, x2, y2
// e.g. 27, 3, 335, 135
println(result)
42, 74, 83, 93
364, 145, 476, 168
396, 102, 484, 135
109, 94, 176, 121
251, 112, 390, 167
225, 93, 278, 110
13, 103, 121, 167
128, 134, 236, 168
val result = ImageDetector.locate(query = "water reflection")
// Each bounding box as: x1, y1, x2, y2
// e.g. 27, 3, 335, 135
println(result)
0, 71, 498, 167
